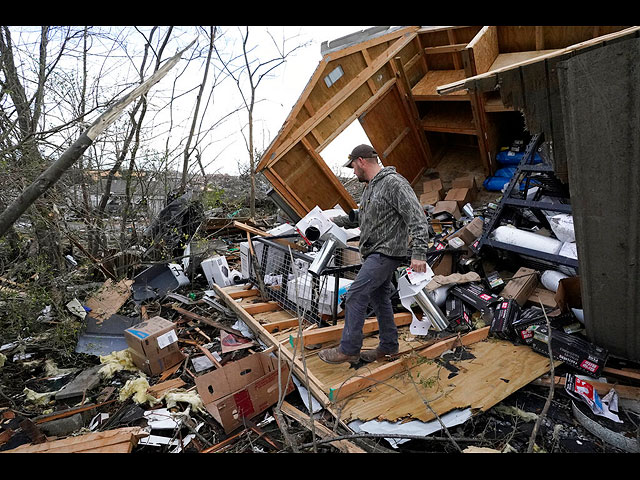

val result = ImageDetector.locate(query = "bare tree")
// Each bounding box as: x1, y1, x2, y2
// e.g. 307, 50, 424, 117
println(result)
214, 27, 306, 219
0, 31, 193, 240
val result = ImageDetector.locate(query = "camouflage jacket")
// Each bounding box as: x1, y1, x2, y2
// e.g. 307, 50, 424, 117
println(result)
333, 166, 430, 261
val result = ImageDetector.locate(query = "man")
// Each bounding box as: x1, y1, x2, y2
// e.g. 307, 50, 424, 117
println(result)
318, 144, 430, 364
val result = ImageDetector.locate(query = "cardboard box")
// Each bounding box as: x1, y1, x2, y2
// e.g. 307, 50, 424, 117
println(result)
450, 282, 501, 313
195, 352, 295, 433
423, 177, 444, 197
125, 316, 180, 362
452, 175, 479, 194
419, 189, 442, 206
490, 299, 521, 340
130, 348, 185, 376
445, 188, 473, 209
445, 295, 473, 332
432, 201, 461, 220
554, 276, 582, 313
449, 217, 484, 246
530, 325, 608, 376
501, 267, 539, 307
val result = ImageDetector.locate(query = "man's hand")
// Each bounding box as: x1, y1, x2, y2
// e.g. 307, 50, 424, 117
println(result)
410, 258, 427, 273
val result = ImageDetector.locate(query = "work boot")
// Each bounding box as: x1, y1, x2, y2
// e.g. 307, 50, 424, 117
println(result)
318, 347, 359, 364
360, 348, 397, 363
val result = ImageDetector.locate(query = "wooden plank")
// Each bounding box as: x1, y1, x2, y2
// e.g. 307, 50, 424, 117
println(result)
228, 289, 260, 299
280, 400, 367, 453
242, 301, 281, 315
212, 283, 332, 406
290, 312, 413, 348
263, 317, 302, 333
171, 305, 243, 336
148, 378, 186, 398
328, 327, 490, 403
34, 400, 117, 425
424, 43, 467, 55
2, 427, 146, 453
533, 375, 640, 401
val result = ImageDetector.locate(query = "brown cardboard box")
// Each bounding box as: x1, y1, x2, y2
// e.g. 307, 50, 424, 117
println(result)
445, 188, 473, 209
452, 217, 484, 245
129, 348, 185, 376
554, 276, 582, 313
452, 175, 479, 193
125, 316, 180, 362
195, 352, 295, 433
528, 286, 558, 309
432, 253, 453, 276
423, 177, 444, 198
419, 189, 442, 206
501, 267, 539, 307
432, 200, 461, 220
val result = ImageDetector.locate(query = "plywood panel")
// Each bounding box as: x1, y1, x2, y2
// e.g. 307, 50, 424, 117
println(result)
335, 338, 554, 423
272, 143, 355, 213
359, 86, 428, 184
468, 26, 499, 75
498, 25, 538, 52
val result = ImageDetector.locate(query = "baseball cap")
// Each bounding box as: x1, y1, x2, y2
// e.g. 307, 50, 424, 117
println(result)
344, 144, 377, 168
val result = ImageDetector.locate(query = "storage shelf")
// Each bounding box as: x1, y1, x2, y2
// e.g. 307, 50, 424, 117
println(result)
412, 69, 469, 101
420, 102, 478, 135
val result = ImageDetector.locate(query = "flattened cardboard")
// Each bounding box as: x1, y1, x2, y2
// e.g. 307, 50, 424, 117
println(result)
195, 352, 295, 433
501, 267, 539, 307
124, 316, 180, 362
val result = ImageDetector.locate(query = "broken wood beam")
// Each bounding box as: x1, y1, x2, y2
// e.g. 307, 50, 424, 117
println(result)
170, 305, 243, 337
33, 400, 117, 425
289, 312, 413, 348
212, 283, 331, 406
147, 378, 187, 399
280, 400, 366, 453
328, 327, 491, 403
1, 426, 147, 453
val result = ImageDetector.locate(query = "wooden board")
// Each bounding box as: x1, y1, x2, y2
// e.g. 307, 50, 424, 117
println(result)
214, 284, 557, 428
2, 427, 147, 453
411, 70, 468, 100
335, 338, 554, 424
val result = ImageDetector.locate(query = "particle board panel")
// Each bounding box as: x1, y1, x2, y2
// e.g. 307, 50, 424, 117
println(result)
335, 338, 554, 424
411, 70, 468, 100
489, 50, 560, 72
359, 85, 428, 184
467, 26, 499, 75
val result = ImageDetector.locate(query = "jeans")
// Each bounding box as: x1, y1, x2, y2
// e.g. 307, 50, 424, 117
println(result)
339, 253, 402, 355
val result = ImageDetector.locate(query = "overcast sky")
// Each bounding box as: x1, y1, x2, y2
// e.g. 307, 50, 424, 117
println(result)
210, 26, 373, 177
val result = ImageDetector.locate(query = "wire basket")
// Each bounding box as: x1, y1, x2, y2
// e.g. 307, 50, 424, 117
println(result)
243, 233, 361, 326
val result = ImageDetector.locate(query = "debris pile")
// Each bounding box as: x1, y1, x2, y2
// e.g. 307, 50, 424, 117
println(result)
1, 137, 639, 454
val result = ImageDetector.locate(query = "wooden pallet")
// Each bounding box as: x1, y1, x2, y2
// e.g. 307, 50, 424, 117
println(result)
213, 283, 557, 425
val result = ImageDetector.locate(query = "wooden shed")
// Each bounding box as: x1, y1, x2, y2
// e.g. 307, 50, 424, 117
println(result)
257, 25, 631, 219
